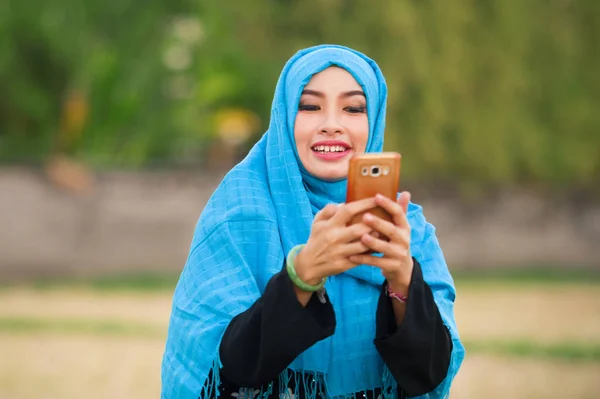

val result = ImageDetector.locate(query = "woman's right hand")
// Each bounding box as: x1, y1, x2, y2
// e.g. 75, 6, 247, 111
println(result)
294, 198, 377, 287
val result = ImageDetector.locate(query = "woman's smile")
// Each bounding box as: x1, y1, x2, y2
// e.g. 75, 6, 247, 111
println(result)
310, 139, 352, 161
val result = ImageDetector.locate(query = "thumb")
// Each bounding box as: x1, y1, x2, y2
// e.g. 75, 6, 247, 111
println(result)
397, 191, 411, 214
315, 203, 338, 222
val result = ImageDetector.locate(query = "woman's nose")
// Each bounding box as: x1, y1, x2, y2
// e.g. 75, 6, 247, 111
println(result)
319, 113, 343, 135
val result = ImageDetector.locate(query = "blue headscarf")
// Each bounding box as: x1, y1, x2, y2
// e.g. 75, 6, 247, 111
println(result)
161, 44, 464, 399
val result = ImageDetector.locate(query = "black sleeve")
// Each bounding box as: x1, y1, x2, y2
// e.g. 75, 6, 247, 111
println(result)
374, 259, 453, 398
218, 264, 336, 388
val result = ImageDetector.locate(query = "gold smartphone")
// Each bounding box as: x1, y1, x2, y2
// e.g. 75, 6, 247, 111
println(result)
346, 152, 401, 226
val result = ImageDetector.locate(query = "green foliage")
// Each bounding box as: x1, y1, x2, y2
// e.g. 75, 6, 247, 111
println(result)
0, 316, 164, 337
464, 339, 600, 362
0, 0, 198, 166
2, 316, 600, 362
1, 0, 598, 190
3, 267, 598, 293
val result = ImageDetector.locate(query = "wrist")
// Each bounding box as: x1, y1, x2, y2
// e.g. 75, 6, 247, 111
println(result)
387, 283, 409, 304
386, 259, 414, 295
387, 280, 410, 297
292, 246, 322, 287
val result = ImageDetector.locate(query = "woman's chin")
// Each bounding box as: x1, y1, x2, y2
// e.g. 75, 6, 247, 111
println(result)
301, 155, 350, 181
309, 167, 348, 181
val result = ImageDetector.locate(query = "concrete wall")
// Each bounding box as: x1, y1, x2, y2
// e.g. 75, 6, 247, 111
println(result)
1, 167, 598, 280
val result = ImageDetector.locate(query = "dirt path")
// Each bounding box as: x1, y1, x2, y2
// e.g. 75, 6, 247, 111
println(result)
454, 283, 600, 344
1, 333, 599, 399
2, 284, 599, 344
0, 333, 162, 399
452, 353, 600, 398
0, 288, 172, 326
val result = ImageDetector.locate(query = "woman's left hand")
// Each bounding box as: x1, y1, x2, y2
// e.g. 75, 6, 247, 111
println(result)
348, 192, 414, 294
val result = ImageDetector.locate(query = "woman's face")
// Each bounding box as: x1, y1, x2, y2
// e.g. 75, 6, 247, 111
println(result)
294, 67, 369, 181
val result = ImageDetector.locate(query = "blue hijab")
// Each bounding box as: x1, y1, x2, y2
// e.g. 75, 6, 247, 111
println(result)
161, 45, 464, 399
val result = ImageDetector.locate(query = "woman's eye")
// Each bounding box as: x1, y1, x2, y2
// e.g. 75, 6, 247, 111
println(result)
298, 104, 320, 112
345, 106, 366, 114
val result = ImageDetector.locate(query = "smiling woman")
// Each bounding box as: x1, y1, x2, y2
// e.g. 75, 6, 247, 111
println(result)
294, 67, 369, 181
161, 45, 464, 399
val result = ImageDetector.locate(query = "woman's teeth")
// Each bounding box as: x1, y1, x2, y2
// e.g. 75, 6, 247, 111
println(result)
312, 145, 348, 153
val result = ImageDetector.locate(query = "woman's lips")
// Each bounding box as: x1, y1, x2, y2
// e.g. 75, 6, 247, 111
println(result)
311, 141, 352, 161
311, 147, 352, 161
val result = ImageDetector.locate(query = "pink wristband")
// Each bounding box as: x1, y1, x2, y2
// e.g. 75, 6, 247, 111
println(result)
387, 285, 408, 303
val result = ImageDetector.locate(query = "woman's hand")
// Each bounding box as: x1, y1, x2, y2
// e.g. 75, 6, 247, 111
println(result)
294, 197, 377, 287
349, 192, 414, 295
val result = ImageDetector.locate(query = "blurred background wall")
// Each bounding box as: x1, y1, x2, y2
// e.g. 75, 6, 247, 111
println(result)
1, 167, 600, 280
1, 1, 599, 398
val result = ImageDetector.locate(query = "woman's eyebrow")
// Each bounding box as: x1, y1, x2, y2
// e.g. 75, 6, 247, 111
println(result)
341, 90, 366, 98
301, 89, 324, 98
301, 89, 365, 98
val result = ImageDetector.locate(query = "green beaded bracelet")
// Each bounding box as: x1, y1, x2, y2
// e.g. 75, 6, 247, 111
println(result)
286, 244, 327, 292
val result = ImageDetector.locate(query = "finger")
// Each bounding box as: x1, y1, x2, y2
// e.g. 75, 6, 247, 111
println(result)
332, 197, 377, 225
314, 203, 339, 222
370, 231, 383, 240
375, 194, 409, 229
397, 191, 411, 214
337, 240, 370, 257
323, 257, 365, 277
362, 213, 403, 242
374, 194, 403, 216
348, 253, 398, 271
360, 231, 408, 258
338, 222, 373, 243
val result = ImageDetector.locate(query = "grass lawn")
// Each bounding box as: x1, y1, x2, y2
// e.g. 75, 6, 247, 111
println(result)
0, 271, 599, 399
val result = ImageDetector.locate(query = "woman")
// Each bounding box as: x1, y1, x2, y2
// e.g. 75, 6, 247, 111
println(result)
161, 45, 465, 399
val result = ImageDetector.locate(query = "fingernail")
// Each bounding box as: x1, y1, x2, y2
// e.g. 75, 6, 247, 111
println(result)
364, 213, 373, 221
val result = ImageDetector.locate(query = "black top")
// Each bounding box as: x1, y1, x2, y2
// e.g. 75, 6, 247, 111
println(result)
203, 259, 452, 399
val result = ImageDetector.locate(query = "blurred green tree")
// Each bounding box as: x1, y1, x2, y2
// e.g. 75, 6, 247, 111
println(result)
1, 0, 598, 192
